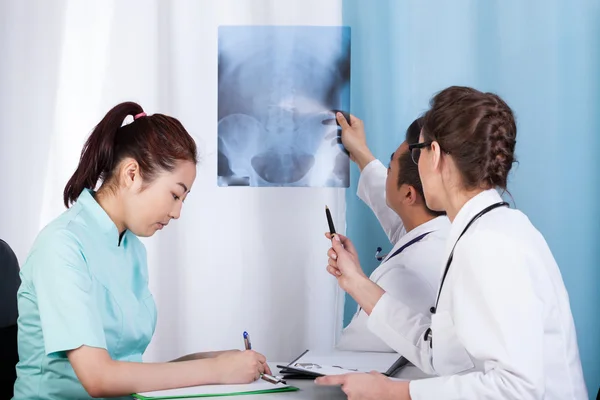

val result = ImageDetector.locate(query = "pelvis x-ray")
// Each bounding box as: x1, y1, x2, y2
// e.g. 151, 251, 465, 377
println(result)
218, 26, 351, 187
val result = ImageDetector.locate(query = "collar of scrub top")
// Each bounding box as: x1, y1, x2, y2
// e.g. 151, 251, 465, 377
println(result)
78, 188, 128, 247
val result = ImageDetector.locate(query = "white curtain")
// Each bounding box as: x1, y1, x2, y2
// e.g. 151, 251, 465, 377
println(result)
0, 0, 346, 362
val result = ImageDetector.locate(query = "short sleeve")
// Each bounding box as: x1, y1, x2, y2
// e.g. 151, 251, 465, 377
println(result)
30, 230, 107, 358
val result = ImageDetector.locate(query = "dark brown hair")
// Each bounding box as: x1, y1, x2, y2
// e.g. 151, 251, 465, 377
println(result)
397, 118, 445, 216
421, 86, 517, 190
63, 101, 197, 207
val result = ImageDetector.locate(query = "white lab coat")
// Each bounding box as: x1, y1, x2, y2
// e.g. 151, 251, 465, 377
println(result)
336, 160, 450, 353
368, 189, 588, 399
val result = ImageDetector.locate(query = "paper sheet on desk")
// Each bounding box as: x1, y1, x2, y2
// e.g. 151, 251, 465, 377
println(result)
297, 350, 399, 373
282, 350, 401, 376
288, 363, 360, 376
133, 380, 298, 399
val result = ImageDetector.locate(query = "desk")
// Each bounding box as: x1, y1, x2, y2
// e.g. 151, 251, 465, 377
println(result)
132, 362, 427, 399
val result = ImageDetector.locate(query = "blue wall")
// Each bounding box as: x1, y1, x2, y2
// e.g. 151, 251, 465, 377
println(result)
342, 1, 599, 396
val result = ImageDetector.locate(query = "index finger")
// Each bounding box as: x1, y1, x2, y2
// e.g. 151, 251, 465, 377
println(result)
255, 352, 267, 364
264, 363, 272, 375
331, 234, 346, 253
325, 232, 348, 241
336, 112, 350, 129
315, 374, 348, 386
334, 234, 356, 254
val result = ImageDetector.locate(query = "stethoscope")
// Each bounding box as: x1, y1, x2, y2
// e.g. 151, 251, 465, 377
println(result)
374, 231, 433, 262
374, 247, 388, 262
424, 201, 509, 348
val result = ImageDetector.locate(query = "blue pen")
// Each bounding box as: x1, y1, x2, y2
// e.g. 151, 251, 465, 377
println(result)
243, 331, 252, 350
243, 331, 286, 385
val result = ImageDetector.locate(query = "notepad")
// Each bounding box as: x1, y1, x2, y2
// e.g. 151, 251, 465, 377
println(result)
133, 380, 298, 399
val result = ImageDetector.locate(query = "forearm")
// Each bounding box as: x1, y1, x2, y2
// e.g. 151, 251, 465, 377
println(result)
353, 148, 376, 171
172, 350, 230, 362
344, 274, 385, 315
367, 293, 435, 374
76, 357, 221, 397
107, 359, 220, 395
357, 159, 406, 243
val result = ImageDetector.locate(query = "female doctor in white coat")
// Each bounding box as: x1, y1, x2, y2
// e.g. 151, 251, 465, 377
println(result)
317, 86, 587, 399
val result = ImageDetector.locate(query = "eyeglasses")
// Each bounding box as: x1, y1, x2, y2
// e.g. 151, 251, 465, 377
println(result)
408, 141, 433, 165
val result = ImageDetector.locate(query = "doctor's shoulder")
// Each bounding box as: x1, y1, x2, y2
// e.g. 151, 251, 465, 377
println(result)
424, 217, 451, 243
408, 225, 449, 262
474, 206, 545, 244
454, 209, 550, 270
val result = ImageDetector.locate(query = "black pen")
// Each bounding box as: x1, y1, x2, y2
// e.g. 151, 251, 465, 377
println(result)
243, 331, 286, 385
325, 206, 336, 235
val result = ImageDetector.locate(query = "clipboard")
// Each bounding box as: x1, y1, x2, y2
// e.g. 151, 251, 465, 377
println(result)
276, 350, 408, 379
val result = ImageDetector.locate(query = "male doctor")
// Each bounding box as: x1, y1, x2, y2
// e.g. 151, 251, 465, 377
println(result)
333, 114, 450, 356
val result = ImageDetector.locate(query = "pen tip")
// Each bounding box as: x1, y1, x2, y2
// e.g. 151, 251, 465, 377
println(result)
325, 205, 329, 210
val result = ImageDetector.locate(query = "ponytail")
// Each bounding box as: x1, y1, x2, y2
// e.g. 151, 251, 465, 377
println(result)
63, 102, 144, 207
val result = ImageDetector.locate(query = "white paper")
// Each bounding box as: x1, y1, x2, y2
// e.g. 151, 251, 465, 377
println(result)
288, 350, 400, 375
137, 380, 290, 398
288, 364, 359, 376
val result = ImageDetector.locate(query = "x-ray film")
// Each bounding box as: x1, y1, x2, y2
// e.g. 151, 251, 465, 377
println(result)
218, 26, 351, 187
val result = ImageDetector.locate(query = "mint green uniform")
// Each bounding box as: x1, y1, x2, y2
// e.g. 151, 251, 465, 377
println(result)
13, 189, 157, 399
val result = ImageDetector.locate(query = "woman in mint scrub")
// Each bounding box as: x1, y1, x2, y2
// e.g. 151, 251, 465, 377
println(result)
14, 102, 271, 399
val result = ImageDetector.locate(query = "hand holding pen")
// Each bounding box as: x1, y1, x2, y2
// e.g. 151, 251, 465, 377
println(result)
243, 331, 286, 385
324, 206, 365, 285
213, 346, 272, 385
